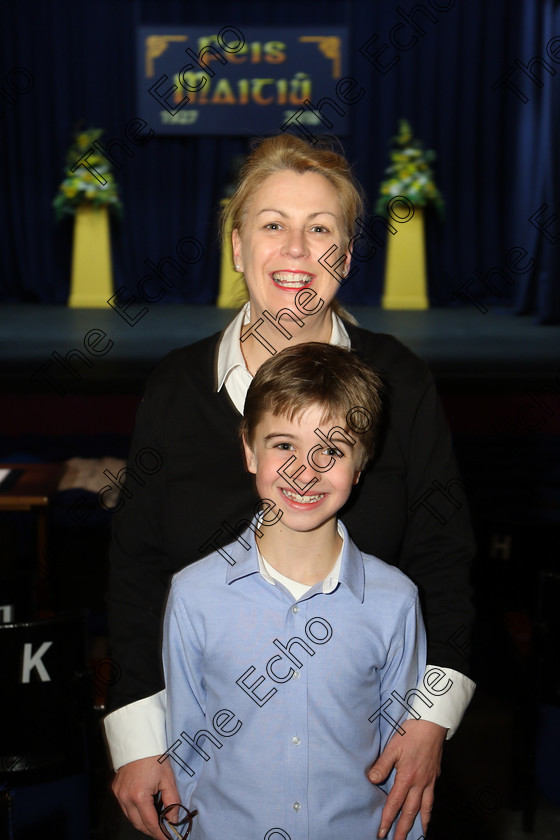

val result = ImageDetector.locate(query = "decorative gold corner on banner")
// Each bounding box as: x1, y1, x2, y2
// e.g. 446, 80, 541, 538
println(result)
382, 208, 429, 310
68, 206, 113, 308
145, 35, 188, 78
299, 36, 341, 78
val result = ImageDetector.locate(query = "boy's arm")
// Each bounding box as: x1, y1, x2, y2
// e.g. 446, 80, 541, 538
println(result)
369, 593, 440, 840
374, 592, 427, 753
160, 579, 208, 800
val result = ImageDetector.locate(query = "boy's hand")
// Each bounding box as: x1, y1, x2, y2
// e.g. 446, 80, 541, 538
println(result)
368, 719, 447, 840
112, 755, 180, 838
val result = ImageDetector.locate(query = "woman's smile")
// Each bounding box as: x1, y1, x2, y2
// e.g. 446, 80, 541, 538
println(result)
269, 269, 316, 290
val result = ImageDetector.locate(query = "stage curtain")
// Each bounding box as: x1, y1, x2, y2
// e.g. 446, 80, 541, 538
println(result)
512, 0, 560, 324
1, 0, 551, 316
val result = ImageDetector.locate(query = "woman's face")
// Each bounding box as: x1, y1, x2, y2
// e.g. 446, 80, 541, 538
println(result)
232, 170, 350, 321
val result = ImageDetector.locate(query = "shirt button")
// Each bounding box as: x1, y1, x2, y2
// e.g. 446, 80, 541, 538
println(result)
293, 802, 301, 812
292, 736, 301, 745
292, 605, 299, 614
292, 671, 300, 679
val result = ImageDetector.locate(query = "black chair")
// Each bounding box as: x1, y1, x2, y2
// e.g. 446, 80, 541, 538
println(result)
0, 610, 93, 838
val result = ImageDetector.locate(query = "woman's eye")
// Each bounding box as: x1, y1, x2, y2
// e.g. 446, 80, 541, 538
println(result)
265, 222, 282, 231
311, 225, 328, 233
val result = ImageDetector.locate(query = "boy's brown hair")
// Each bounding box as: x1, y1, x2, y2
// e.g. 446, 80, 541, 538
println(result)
240, 342, 383, 468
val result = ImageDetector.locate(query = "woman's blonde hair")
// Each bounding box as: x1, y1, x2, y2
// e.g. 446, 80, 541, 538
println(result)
221, 133, 364, 245
220, 134, 364, 323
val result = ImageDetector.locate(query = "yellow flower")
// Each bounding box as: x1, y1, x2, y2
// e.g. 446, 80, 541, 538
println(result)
63, 186, 77, 198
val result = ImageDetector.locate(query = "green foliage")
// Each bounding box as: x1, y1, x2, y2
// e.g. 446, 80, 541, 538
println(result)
376, 119, 444, 219
53, 128, 123, 222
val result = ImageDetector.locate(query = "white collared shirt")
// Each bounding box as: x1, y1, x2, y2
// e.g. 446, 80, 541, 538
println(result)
216, 302, 351, 414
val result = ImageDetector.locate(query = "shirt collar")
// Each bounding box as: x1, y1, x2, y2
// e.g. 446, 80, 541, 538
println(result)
329, 308, 352, 349
225, 519, 365, 602
257, 520, 344, 594
216, 302, 252, 393
216, 301, 351, 393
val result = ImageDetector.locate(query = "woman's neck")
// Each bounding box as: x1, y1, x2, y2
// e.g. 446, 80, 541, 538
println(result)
241, 303, 333, 375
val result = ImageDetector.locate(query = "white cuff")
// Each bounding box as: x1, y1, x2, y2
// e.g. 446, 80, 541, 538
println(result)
408, 665, 476, 739
103, 690, 167, 771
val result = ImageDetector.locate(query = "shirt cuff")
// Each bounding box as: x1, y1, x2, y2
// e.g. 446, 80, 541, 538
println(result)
103, 690, 167, 771
408, 665, 476, 739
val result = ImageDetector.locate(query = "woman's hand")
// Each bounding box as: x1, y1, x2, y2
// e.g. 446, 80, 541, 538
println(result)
368, 719, 447, 839
112, 755, 180, 838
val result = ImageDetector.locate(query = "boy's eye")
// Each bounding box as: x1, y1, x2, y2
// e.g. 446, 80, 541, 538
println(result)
275, 442, 294, 451
324, 446, 343, 458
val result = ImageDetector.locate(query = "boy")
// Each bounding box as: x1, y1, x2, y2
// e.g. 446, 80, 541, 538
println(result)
160, 342, 427, 840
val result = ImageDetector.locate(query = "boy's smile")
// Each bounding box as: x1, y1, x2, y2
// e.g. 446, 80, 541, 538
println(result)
243, 405, 363, 538
280, 487, 326, 508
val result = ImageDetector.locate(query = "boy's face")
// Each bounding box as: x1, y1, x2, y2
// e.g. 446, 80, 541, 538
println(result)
243, 405, 363, 534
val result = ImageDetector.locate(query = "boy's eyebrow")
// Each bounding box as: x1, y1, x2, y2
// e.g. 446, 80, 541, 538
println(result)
322, 439, 355, 451
322, 425, 352, 436
263, 430, 355, 446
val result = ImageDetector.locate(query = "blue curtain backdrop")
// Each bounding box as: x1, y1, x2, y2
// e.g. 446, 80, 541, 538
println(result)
511, 0, 560, 324
0, 0, 557, 320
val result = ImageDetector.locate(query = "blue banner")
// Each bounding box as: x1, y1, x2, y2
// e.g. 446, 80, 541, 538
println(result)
137, 26, 350, 135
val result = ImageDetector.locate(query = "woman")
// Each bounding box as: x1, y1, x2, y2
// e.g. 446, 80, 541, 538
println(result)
106, 135, 476, 839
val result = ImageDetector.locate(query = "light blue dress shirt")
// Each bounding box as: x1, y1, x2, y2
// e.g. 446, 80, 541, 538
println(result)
162, 520, 427, 840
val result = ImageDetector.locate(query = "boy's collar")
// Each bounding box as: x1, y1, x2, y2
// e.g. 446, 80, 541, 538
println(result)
225, 519, 365, 603
257, 519, 345, 594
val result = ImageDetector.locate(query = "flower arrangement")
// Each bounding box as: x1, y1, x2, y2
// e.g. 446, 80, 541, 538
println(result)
53, 128, 123, 222
376, 119, 444, 219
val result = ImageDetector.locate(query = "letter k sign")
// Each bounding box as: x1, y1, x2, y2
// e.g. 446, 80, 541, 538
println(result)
21, 641, 52, 682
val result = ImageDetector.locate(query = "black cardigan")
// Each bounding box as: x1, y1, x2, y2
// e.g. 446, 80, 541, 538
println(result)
107, 324, 476, 711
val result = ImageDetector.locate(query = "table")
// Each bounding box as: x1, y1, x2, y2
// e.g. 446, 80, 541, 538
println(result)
0, 463, 64, 613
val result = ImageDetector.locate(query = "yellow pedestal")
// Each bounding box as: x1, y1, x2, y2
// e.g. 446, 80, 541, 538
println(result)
382, 208, 429, 309
68, 205, 113, 307
216, 199, 248, 309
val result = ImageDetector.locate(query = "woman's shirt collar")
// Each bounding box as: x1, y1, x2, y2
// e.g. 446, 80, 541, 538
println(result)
216, 301, 351, 414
